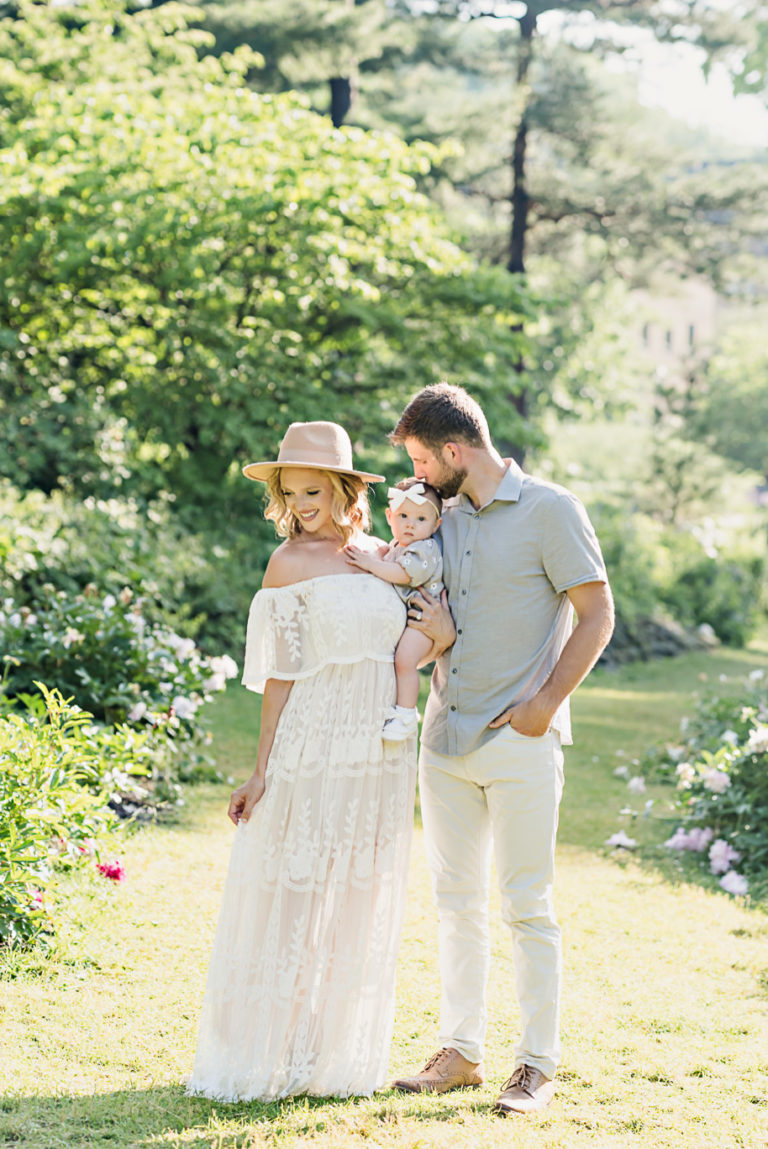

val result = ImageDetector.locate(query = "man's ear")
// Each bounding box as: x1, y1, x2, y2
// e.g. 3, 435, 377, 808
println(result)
441, 441, 461, 466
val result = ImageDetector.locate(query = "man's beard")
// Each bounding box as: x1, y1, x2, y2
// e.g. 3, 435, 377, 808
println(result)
433, 463, 467, 501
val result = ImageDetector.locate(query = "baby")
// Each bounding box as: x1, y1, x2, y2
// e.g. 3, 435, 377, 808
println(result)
345, 478, 443, 742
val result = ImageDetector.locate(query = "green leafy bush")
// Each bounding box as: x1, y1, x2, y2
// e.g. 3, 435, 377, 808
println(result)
0, 479, 261, 652
660, 552, 765, 647
0, 686, 120, 949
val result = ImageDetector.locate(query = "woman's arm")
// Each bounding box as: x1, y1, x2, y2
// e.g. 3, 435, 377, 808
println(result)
228, 677, 293, 825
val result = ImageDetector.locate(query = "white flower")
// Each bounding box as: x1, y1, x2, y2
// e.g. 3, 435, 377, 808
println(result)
613, 765, 630, 779
746, 724, 768, 755
210, 654, 238, 679
720, 729, 739, 745
204, 673, 227, 693
702, 768, 731, 794
172, 695, 198, 720
606, 830, 637, 849
628, 776, 646, 794
166, 635, 196, 660
62, 627, 85, 648
675, 761, 696, 787
103, 594, 117, 612
24, 613, 37, 627
709, 838, 741, 875
127, 701, 148, 722
748, 668, 765, 681
719, 871, 748, 896
664, 828, 690, 850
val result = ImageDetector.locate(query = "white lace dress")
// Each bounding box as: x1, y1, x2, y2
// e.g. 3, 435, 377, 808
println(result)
187, 574, 416, 1101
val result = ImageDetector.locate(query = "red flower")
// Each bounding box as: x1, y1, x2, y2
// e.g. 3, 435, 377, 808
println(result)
97, 860, 126, 882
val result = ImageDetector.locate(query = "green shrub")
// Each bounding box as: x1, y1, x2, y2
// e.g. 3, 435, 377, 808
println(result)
0, 479, 262, 653
660, 552, 765, 647
1, 580, 239, 812
0, 686, 120, 949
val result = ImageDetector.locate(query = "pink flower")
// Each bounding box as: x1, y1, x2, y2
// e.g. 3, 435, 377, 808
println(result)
719, 871, 748, 896
686, 826, 714, 852
664, 826, 713, 852
97, 860, 126, 882
708, 839, 741, 876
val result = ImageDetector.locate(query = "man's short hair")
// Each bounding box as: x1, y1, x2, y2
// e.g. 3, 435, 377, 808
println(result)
390, 383, 490, 453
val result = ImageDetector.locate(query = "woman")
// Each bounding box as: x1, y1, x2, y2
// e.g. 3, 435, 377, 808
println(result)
187, 421, 417, 1101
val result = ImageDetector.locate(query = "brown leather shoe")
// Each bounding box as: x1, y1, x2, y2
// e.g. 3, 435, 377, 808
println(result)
391, 1047, 485, 1094
493, 1065, 554, 1115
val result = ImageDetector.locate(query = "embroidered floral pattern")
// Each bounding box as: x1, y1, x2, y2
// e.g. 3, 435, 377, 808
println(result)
188, 574, 416, 1102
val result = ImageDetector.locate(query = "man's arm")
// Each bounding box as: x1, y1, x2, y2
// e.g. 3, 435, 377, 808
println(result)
489, 580, 614, 737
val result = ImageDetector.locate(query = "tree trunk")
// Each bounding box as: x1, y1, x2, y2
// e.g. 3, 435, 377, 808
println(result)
329, 76, 353, 127
506, 6, 537, 463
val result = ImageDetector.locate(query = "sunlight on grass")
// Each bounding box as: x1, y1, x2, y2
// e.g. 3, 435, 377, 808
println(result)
2, 640, 768, 1148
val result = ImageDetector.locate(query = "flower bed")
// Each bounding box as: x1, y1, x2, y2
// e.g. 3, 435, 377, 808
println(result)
608, 668, 768, 899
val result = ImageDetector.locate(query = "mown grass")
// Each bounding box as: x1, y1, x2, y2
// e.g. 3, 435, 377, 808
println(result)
2, 639, 767, 1148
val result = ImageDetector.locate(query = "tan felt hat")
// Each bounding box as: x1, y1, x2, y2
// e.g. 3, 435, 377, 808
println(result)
242, 421, 385, 483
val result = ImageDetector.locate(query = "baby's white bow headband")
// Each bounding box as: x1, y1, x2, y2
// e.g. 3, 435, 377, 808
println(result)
387, 483, 430, 510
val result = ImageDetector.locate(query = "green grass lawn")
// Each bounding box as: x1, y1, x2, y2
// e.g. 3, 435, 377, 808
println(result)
2, 640, 767, 1148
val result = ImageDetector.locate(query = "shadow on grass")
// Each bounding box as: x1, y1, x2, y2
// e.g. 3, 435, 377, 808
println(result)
0, 1084, 500, 1148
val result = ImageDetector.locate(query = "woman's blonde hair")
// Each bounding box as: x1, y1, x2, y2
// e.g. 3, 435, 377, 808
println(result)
264, 468, 371, 544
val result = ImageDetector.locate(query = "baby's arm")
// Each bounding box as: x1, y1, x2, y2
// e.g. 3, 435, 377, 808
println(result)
344, 544, 411, 585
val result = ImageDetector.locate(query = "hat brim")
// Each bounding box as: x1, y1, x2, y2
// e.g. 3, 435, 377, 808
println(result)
242, 460, 385, 484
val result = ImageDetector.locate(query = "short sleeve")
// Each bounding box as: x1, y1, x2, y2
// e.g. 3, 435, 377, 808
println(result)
398, 538, 442, 589
241, 586, 320, 693
541, 492, 607, 594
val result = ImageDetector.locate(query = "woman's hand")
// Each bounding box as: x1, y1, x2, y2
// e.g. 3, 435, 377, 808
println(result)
228, 774, 266, 826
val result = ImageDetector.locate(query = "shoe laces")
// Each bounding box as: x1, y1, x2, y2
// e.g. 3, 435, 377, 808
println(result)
502, 1064, 537, 1095
422, 1048, 455, 1073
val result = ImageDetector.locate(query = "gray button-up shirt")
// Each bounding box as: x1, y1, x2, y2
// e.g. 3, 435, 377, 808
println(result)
421, 461, 607, 757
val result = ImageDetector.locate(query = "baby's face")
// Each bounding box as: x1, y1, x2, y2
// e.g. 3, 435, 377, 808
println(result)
386, 497, 440, 546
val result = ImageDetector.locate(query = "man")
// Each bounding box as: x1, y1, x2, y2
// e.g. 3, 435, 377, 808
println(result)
389, 383, 614, 1116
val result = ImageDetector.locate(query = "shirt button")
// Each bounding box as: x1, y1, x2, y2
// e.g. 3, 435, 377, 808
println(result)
452, 668, 457, 674
450, 705, 457, 711
461, 589, 467, 595
466, 550, 471, 555
457, 628, 463, 635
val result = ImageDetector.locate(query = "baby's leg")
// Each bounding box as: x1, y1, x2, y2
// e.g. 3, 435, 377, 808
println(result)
394, 626, 434, 708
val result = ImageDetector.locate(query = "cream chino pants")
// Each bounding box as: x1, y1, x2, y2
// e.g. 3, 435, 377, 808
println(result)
419, 724, 565, 1080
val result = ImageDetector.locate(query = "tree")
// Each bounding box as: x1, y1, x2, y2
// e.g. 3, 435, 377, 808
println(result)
686, 325, 768, 484
0, 0, 532, 518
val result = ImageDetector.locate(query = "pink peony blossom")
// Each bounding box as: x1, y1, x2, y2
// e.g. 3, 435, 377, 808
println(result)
97, 860, 126, 882
719, 871, 748, 896
606, 830, 637, 849
664, 826, 714, 852
686, 826, 714, 852
708, 839, 741, 876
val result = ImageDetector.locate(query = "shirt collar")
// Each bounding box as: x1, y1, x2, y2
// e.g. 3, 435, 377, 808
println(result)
444, 459, 524, 513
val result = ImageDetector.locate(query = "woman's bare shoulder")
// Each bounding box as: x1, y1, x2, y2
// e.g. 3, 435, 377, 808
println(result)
262, 542, 312, 588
